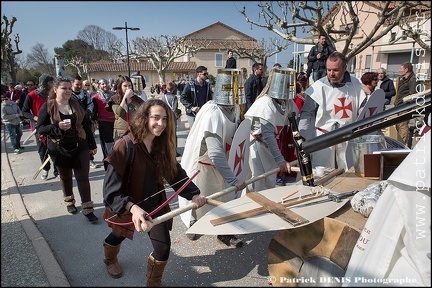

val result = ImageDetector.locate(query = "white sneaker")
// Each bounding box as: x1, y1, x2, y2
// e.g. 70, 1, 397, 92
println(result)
89, 160, 99, 169
41, 170, 49, 180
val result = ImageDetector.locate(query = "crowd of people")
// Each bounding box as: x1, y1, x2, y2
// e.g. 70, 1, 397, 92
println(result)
2, 48, 426, 285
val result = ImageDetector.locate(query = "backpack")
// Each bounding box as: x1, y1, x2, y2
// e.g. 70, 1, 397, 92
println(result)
104, 134, 135, 186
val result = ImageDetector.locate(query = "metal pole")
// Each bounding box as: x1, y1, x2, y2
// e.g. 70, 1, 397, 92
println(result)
113, 23, 139, 79
125, 22, 130, 78
410, 42, 415, 63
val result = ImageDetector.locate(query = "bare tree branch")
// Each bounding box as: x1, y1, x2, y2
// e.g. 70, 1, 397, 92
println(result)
394, 10, 431, 51
220, 37, 290, 71
131, 35, 210, 83
26, 42, 55, 75
1, 15, 21, 83
240, 1, 431, 62
77, 25, 119, 56
65, 56, 84, 77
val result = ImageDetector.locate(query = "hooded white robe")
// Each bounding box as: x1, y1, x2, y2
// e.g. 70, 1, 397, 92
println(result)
178, 101, 239, 227
344, 131, 431, 286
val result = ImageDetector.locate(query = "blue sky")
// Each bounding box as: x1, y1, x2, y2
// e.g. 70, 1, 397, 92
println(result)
1, 1, 306, 67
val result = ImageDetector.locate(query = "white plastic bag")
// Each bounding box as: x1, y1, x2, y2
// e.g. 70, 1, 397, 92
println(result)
350, 181, 387, 217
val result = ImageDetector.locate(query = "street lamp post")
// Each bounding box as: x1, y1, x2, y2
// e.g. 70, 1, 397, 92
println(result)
112, 22, 140, 78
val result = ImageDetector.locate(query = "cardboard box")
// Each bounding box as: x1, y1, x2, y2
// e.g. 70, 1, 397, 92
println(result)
361, 150, 410, 179
363, 154, 381, 178
379, 150, 410, 180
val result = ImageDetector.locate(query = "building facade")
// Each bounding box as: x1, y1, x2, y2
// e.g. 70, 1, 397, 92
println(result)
301, 2, 430, 83
84, 22, 263, 86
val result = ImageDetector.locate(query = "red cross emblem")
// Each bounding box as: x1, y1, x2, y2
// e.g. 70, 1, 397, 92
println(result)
225, 134, 235, 152
275, 125, 284, 138
334, 98, 353, 119
364, 107, 378, 118
225, 142, 231, 153
233, 140, 247, 177
276, 125, 284, 134
358, 106, 379, 129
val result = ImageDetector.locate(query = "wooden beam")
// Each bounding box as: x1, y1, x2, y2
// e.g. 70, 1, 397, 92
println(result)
314, 168, 345, 186
210, 192, 326, 226
245, 192, 309, 226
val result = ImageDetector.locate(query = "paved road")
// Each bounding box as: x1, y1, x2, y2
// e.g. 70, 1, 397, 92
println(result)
1, 115, 277, 287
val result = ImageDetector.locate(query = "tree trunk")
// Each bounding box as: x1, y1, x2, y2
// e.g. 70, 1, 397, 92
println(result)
8, 53, 16, 85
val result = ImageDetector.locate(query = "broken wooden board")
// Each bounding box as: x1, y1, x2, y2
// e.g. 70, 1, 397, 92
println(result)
186, 184, 349, 236
246, 192, 309, 226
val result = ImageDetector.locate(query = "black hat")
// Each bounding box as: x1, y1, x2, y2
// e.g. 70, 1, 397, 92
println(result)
195, 66, 207, 73
38, 74, 54, 89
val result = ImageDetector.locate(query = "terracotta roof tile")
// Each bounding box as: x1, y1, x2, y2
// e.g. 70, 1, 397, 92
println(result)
85, 61, 197, 72
188, 39, 262, 50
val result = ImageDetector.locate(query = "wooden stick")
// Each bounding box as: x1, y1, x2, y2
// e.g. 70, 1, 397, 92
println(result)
210, 193, 327, 226
247, 192, 308, 226
291, 166, 316, 173
314, 168, 344, 186
142, 167, 281, 232
33, 155, 51, 180
22, 129, 37, 145
282, 190, 298, 201
291, 166, 300, 172
206, 199, 224, 206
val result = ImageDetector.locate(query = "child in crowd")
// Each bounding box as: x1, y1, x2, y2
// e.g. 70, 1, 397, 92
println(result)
1, 94, 24, 154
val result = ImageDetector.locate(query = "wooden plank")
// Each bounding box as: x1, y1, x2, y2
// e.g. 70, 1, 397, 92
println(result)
210, 192, 326, 226
187, 185, 349, 235
246, 192, 309, 226
314, 168, 344, 186
210, 206, 265, 226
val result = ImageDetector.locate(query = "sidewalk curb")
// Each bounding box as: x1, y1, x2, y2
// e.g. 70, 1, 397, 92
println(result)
1, 126, 71, 287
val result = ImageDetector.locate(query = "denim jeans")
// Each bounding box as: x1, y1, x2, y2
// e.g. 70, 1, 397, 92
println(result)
5, 123, 23, 149
312, 68, 327, 82
384, 98, 391, 106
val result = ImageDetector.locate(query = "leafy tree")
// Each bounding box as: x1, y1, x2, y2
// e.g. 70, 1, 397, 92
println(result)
207, 73, 216, 85
287, 58, 294, 69
54, 39, 111, 76
16, 68, 38, 86
240, 1, 431, 62
55, 39, 103, 62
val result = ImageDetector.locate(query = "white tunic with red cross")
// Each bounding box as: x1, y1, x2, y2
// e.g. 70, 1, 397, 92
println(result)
309, 80, 365, 133
306, 78, 366, 170
178, 100, 239, 227
245, 95, 298, 191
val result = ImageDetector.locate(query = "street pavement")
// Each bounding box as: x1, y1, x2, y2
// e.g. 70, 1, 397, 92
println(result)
1, 114, 278, 287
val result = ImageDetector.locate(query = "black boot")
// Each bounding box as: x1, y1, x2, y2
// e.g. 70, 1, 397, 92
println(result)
186, 220, 201, 241
84, 212, 98, 223
217, 235, 243, 248
64, 195, 77, 214
82, 201, 98, 223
